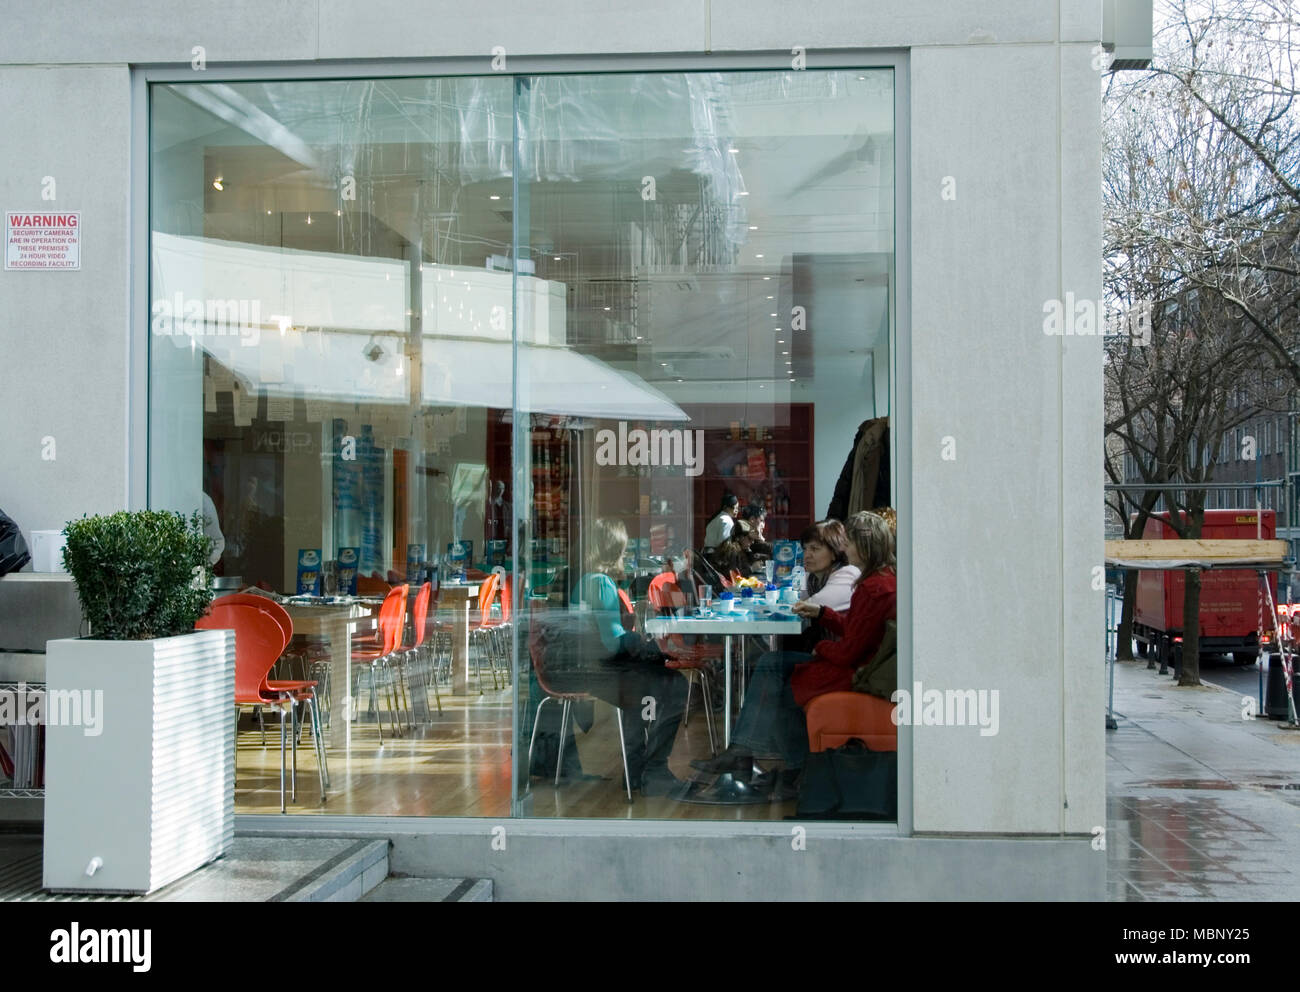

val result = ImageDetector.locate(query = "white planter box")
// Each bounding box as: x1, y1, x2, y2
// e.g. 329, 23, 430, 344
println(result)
42, 629, 235, 894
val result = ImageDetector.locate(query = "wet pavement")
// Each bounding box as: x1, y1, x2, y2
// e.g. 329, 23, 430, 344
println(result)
1108, 658, 1300, 900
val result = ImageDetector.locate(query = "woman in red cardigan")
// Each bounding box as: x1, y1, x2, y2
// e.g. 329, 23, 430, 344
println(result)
692, 511, 897, 801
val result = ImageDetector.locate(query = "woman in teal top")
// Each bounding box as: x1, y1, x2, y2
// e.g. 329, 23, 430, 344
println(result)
552, 517, 690, 798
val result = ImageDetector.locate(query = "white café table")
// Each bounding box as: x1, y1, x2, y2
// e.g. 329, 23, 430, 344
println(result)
282, 601, 372, 748
642, 613, 804, 748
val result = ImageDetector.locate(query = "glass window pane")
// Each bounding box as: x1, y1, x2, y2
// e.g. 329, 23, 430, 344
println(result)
514, 69, 896, 820
149, 76, 514, 816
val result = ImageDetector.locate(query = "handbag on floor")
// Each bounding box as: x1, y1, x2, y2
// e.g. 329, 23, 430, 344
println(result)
796, 738, 897, 820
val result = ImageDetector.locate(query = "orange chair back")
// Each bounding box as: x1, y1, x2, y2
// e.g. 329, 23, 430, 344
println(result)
196, 602, 284, 703
616, 588, 637, 633
499, 574, 513, 624
213, 593, 292, 654
647, 573, 688, 611
375, 584, 408, 655
475, 573, 501, 628
410, 582, 432, 649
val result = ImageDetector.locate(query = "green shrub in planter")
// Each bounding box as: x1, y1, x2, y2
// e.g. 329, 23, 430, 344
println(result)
62, 510, 215, 640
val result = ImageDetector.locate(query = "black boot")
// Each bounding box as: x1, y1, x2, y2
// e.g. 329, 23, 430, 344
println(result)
691, 746, 752, 775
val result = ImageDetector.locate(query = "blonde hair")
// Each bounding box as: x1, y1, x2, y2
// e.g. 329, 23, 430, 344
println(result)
846, 510, 896, 581
584, 517, 628, 577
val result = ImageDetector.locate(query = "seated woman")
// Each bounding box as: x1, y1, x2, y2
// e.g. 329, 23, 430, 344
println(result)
709, 519, 759, 580
543, 517, 691, 798
782, 519, 860, 653
692, 511, 897, 801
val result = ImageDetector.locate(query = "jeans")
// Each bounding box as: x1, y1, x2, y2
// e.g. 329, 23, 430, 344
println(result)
730, 650, 811, 770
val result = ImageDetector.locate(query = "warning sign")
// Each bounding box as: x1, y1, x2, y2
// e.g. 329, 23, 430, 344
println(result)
5, 212, 80, 270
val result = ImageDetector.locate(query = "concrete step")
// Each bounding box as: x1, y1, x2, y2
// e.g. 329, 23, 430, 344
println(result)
0, 834, 390, 902
361, 876, 493, 902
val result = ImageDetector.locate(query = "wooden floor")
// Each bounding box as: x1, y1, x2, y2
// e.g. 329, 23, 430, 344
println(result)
234, 684, 795, 821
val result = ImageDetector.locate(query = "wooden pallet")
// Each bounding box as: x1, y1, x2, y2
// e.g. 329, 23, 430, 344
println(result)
1105, 539, 1289, 568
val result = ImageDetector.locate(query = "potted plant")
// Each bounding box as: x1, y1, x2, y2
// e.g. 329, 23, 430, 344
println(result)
43, 509, 235, 895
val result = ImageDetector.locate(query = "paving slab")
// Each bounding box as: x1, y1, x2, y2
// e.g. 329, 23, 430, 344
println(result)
1108, 658, 1300, 901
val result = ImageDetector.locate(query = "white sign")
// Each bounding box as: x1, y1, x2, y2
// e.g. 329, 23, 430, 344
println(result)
5, 211, 80, 270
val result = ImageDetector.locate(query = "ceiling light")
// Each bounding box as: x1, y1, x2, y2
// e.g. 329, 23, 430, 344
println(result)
636, 335, 643, 340
777, 339, 785, 344
306, 215, 312, 224
212, 178, 223, 191
336, 209, 341, 217
763, 276, 771, 280
782, 351, 789, 355
767, 296, 774, 300
770, 313, 777, 317
749, 225, 758, 230
554, 256, 561, 261
604, 306, 611, 311
728, 148, 739, 154
755, 254, 764, 259
265, 209, 272, 215
490, 194, 501, 200
738, 191, 749, 196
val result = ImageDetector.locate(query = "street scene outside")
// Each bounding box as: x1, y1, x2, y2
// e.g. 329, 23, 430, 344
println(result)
1104, 0, 1300, 901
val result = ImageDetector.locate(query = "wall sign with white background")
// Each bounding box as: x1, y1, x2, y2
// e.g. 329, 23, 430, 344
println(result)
5, 211, 80, 270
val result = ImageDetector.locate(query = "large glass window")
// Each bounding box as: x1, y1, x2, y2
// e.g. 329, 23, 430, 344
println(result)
148, 67, 895, 822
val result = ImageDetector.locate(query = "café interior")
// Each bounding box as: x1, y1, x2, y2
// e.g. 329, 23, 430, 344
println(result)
148, 68, 896, 820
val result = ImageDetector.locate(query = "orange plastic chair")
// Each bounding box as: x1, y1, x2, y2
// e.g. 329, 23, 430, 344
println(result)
803, 692, 898, 753
352, 584, 408, 741
482, 573, 515, 689
212, 595, 331, 796
526, 619, 634, 802
468, 573, 503, 692
396, 581, 442, 719
646, 574, 718, 752
197, 602, 311, 811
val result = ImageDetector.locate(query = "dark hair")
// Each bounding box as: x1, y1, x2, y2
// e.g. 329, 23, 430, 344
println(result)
798, 519, 850, 569
721, 493, 739, 510
738, 503, 766, 522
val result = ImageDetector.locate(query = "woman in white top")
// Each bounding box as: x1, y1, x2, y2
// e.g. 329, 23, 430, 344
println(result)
703, 493, 740, 549
787, 519, 860, 651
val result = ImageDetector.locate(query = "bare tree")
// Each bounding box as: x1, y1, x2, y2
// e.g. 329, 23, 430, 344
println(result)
1103, 0, 1297, 683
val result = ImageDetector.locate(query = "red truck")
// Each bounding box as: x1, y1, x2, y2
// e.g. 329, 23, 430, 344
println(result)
1132, 509, 1277, 666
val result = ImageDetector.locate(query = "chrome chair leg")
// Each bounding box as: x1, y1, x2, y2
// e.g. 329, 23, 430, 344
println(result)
614, 706, 633, 803
683, 677, 694, 727
278, 702, 288, 813
700, 672, 717, 755
428, 642, 443, 714
289, 699, 298, 802
526, 695, 553, 783
369, 665, 384, 744
302, 698, 327, 801
555, 698, 572, 788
